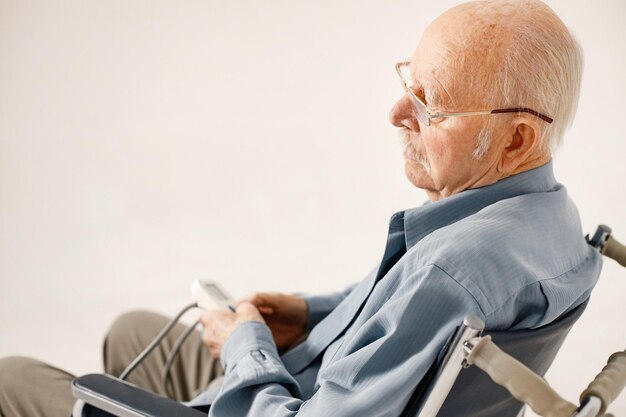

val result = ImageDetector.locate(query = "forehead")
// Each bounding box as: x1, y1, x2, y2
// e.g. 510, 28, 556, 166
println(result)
410, 7, 507, 109
408, 40, 457, 108
411, 20, 489, 110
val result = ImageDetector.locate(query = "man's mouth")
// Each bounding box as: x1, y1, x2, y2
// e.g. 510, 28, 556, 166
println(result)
398, 129, 431, 174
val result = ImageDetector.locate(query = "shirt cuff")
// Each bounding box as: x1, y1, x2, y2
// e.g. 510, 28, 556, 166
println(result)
304, 294, 340, 332
221, 320, 279, 370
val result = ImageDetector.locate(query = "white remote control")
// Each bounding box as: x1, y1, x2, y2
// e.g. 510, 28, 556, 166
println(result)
191, 280, 236, 311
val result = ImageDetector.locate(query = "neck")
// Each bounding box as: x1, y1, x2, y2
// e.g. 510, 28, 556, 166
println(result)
425, 153, 551, 202
499, 153, 552, 181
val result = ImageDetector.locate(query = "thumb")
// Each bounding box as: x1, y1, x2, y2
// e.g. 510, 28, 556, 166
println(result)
243, 292, 266, 305
246, 293, 275, 310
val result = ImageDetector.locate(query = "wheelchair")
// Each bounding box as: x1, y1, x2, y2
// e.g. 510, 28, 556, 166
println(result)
71, 225, 626, 417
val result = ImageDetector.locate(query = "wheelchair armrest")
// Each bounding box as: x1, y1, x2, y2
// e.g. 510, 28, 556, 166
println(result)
72, 374, 207, 417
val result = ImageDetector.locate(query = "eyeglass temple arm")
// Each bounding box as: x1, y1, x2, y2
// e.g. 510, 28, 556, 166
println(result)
490, 108, 554, 124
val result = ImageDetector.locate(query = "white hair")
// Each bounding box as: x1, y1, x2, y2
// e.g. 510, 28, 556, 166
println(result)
471, 0, 584, 158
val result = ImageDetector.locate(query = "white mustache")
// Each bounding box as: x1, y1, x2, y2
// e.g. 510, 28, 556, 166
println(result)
397, 128, 431, 174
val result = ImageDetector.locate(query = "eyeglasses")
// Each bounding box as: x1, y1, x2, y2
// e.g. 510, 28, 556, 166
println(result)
395, 61, 554, 126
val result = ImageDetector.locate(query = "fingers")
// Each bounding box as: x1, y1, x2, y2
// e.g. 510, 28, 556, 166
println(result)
200, 303, 266, 358
245, 292, 269, 306
199, 309, 229, 328
199, 310, 236, 359
258, 306, 274, 315
201, 328, 222, 358
243, 293, 276, 315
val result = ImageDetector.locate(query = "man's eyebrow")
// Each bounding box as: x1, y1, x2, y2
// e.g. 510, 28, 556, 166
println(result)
405, 60, 442, 108
424, 87, 441, 108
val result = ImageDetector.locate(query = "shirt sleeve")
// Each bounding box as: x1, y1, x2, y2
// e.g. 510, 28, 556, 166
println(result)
303, 283, 357, 331
210, 265, 484, 417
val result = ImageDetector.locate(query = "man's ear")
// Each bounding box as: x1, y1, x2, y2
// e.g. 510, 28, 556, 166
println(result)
498, 119, 541, 174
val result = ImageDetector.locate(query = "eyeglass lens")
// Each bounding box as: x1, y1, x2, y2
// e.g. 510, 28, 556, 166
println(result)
398, 64, 429, 126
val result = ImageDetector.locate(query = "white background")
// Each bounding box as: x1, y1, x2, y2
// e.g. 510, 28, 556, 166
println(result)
1, 0, 624, 414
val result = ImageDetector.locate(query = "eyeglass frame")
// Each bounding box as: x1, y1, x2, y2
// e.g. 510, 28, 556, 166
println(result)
395, 61, 554, 126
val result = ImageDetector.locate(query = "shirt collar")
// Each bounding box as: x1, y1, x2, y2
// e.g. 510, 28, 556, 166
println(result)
403, 161, 558, 249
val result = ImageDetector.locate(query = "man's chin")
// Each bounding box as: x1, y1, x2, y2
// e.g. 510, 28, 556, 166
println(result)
404, 161, 433, 190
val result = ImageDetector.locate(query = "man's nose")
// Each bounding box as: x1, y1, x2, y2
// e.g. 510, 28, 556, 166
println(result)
389, 95, 421, 132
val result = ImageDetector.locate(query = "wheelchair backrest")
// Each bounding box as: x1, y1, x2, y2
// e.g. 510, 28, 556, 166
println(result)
401, 299, 589, 417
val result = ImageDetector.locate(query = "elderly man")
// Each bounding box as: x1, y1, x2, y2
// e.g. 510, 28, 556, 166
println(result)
0, 0, 602, 416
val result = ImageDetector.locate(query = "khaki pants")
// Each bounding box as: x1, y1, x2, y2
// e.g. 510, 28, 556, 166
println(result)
0, 310, 222, 417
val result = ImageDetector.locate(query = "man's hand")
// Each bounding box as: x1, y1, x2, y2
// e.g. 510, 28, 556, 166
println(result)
244, 292, 308, 350
200, 302, 265, 358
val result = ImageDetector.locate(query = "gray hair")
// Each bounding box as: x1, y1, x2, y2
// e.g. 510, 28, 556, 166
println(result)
471, 0, 584, 159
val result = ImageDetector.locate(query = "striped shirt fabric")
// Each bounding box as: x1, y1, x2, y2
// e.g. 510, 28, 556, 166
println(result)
188, 161, 602, 416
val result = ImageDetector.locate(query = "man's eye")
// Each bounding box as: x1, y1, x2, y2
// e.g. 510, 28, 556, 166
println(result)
414, 89, 427, 104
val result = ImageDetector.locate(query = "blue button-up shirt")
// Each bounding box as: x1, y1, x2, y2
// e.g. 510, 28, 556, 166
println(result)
192, 162, 602, 416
